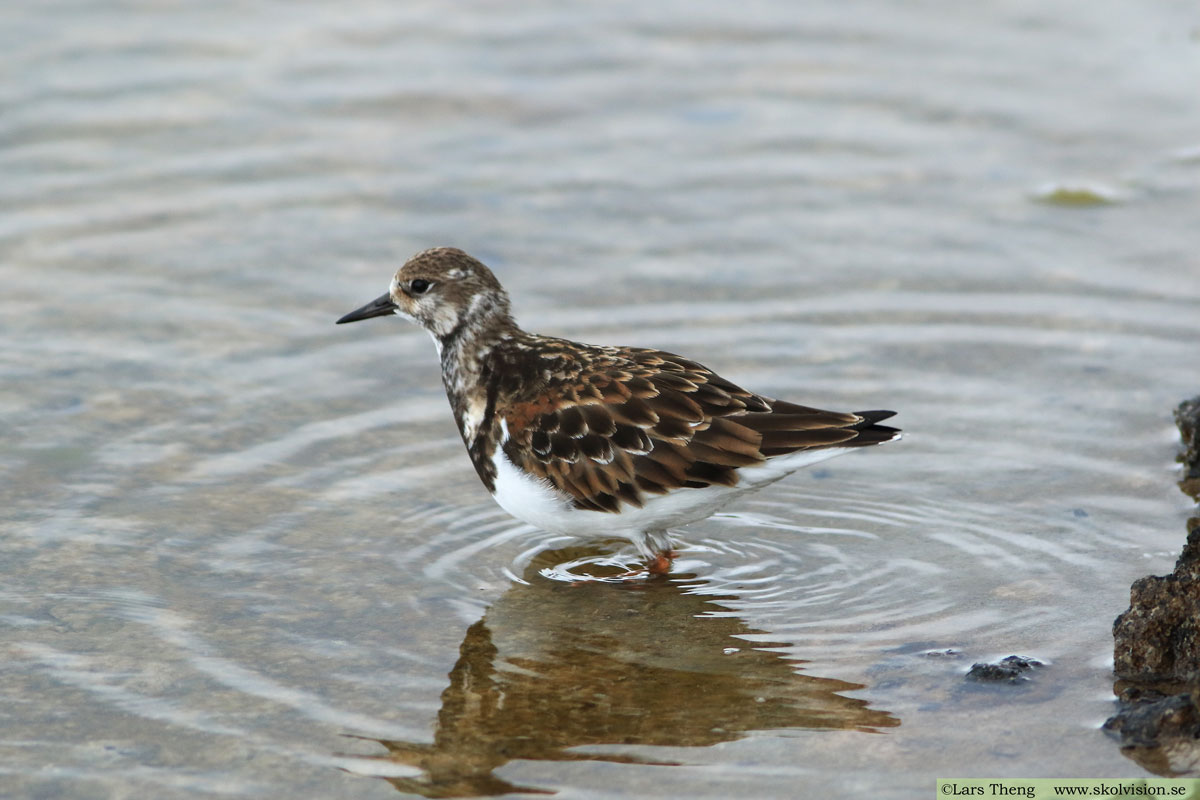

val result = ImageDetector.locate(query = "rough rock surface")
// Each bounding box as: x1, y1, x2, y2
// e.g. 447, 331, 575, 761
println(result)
965, 655, 1043, 683
1113, 518, 1200, 682
1177, 396, 1200, 500
1105, 395, 1200, 775
1105, 688, 1200, 745
1104, 686, 1200, 775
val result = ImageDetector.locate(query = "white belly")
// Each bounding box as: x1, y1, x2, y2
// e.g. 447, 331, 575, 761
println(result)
488, 441, 859, 549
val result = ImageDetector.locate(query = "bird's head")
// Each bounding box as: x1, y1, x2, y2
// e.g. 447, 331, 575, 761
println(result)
337, 247, 512, 341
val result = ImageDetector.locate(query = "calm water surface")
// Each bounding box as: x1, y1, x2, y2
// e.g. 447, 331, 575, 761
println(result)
3, 1, 1200, 797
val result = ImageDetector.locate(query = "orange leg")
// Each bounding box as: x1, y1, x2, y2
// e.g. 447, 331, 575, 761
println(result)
646, 551, 675, 576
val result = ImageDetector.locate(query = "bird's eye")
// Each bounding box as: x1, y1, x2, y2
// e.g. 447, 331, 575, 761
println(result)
409, 279, 432, 295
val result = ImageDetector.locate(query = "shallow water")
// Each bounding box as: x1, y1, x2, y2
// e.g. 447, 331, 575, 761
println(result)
3, 1, 1200, 797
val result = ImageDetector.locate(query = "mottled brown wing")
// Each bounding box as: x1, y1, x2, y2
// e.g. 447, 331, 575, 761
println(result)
501, 349, 897, 513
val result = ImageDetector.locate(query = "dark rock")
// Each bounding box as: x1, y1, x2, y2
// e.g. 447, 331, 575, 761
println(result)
1105, 395, 1200, 776
1104, 691, 1200, 745
1112, 397, 1200, 682
965, 655, 1044, 683
1178, 396, 1200, 500
1113, 518, 1200, 682
1104, 689, 1200, 775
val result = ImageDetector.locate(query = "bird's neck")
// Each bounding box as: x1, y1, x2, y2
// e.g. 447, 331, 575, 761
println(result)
437, 311, 519, 444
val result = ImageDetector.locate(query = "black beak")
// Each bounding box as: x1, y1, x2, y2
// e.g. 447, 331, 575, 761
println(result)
336, 293, 397, 324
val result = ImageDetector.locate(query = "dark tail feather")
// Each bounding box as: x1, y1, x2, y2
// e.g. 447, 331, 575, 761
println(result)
848, 409, 900, 447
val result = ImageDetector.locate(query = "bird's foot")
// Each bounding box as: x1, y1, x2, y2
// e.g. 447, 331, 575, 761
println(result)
606, 550, 677, 581
645, 550, 677, 576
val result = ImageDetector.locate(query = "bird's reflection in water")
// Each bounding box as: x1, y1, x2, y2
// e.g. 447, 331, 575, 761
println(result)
351, 545, 898, 797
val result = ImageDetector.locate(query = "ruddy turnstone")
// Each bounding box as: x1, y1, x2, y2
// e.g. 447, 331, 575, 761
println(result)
337, 247, 899, 575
